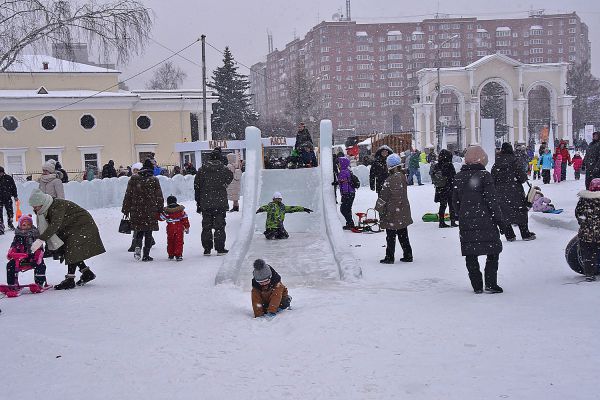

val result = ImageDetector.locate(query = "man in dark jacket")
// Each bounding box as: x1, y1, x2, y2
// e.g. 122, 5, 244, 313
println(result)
294, 122, 313, 150
101, 160, 117, 179
584, 131, 600, 190
430, 149, 456, 228
407, 149, 423, 185
55, 162, 69, 183
491, 142, 535, 241
0, 166, 18, 230
453, 145, 505, 294
194, 148, 233, 255
369, 145, 392, 193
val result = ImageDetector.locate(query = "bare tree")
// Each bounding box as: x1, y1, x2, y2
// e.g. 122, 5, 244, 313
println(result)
145, 61, 187, 90
0, 0, 153, 72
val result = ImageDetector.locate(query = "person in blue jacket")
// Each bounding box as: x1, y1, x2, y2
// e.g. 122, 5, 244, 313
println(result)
539, 148, 554, 184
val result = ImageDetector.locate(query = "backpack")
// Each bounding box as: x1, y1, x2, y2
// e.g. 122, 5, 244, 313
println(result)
431, 168, 447, 188
350, 173, 361, 189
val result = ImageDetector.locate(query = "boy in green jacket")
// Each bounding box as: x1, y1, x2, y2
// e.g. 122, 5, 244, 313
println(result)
256, 192, 312, 240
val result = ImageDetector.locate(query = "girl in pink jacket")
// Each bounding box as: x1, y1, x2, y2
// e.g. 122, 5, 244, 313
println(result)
553, 154, 562, 183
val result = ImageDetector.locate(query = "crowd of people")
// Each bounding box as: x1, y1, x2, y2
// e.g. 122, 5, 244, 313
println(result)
0, 127, 599, 316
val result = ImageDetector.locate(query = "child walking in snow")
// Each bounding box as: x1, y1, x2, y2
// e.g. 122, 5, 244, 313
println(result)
251, 259, 292, 318
575, 178, 600, 281
572, 152, 583, 181
529, 155, 541, 180
6, 214, 46, 287
256, 192, 312, 240
540, 148, 554, 184
159, 196, 190, 261
553, 154, 563, 183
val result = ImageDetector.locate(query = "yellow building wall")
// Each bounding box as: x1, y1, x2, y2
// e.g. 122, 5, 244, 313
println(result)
0, 73, 119, 92
131, 111, 192, 165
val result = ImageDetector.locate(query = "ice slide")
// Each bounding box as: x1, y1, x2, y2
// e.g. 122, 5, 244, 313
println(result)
215, 120, 362, 288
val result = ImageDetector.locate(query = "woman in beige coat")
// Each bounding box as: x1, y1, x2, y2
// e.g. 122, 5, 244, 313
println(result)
226, 153, 243, 212
375, 153, 413, 264
38, 160, 65, 199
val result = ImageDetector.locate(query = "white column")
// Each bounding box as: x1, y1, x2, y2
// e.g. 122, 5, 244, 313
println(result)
517, 101, 525, 143
562, 105, 568, 140
413, 106, 422, 150
469, 102, 477, 145
424, 106, 432, 148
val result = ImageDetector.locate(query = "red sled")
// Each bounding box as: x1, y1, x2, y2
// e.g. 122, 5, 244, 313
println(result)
0, 283, 50, 298
1, 251, 49, 298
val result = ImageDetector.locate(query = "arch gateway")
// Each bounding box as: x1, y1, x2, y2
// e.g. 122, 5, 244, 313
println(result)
412, 54, 575, 150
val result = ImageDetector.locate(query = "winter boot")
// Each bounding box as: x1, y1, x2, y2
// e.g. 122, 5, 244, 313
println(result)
585, 275, 596, 282
279, 295, 292, 310
400, 254, 413, 262
467, 270, 483, 293
380, 257, 394, 264
203, 249, 211, 256
450, 220, 458, 227
522, 232, 537, 241
229, 206, 239, 212
134, 246, 142, 260
484, 265, 502, 293
216, 249, 229, 256
127, 244, 136, 252
175, 256, 183, 262
54, 275, 76, 290
168, 255, 174, 260
7, 220, 15, 230
76, 267, 96, 286
484, 285, 504, 293
142, 247, 153, 262
438, 213, 450, 228
34, 275, 47, 288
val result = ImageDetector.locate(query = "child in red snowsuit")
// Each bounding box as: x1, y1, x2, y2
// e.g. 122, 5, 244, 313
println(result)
159, 196, 190, 261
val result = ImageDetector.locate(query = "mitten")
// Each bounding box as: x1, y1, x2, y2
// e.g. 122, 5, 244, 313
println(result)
31, 239, 45, 253
304, 208, 313, 213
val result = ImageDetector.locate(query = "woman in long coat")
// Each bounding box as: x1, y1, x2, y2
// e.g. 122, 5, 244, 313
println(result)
122, 160, 164, 261
453, 145, 505, 293
491, 142, 535, 241
29, 189, 104, 290
226, 153, 243, 212
430, 149, 457, 228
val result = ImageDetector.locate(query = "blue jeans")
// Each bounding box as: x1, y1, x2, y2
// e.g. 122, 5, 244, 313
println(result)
408, 167, 421, 185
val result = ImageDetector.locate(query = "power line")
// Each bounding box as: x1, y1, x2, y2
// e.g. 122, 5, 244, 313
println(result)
17, 38, 201, 123
149, 37, 202, 68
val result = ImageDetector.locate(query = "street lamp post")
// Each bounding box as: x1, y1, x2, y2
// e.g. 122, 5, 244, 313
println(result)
429, 34, 459, 152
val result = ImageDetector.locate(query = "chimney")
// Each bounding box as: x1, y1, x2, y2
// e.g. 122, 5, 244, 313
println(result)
42, 61, 49, 70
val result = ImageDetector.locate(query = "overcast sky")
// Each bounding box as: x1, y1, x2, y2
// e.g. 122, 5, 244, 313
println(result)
116, 0, 600, 89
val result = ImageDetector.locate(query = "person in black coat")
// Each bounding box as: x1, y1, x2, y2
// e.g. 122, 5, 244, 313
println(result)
294, 122, 313, 150
54, 162, 69, 183
491, 142, 535, 241
194, 149, 234, 255
0, 166, 18, 230
369, 145, 393, 193
453, 145, 505, 294
584, 131, 600, 190
101, 160, 117, 179
431, 149, 457, 228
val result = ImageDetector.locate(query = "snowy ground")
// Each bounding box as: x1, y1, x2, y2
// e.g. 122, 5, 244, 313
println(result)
1, 171, 598, 400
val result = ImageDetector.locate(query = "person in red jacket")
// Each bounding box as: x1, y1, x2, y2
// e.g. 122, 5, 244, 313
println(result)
554, 140, 571, 181
572, 152, 584, 181
159, 196, 190, 261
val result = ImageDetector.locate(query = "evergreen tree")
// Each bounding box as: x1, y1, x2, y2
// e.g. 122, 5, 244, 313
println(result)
567, 60, 600, 135
209, 47, 258, 140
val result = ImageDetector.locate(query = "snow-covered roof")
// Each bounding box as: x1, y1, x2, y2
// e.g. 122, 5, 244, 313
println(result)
496, 27, 511, 31
530, 25, 543, 30
4, 55, 120, 74
477, 28, 488, 33
387, 31, 402, 36
0, 89, 135, 99
412, 31, 424, 35
356, 31, 369, 37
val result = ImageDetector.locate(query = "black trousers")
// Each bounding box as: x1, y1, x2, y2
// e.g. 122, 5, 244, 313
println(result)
264, 226, 289, 240
0, 199, 14, 224
503, 223, 532, 240
542, 169, 551, 184
340, 193, 355, 226
561, 162, 567, 181
201, 211, 226, 251
6, 258, 46, 285
465, 254, 499, 291
133, 230, 154, 249
579, 241, 600, 277
574, 170, 581, 180
438, 198, 456, 221
385, 228, 412, 259
67, 261, 89, 275
533, 170, 541, 180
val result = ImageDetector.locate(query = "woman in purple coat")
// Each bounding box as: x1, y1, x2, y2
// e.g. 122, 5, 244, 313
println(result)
337, 157, 356, 229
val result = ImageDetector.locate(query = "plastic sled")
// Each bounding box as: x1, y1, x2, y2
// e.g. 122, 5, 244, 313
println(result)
422, 213, 450, 222
565, 235, 600, 275
1, 251, 48, 297
351, 209, 381, 233
543, 209, 564, 214
0, 283, 50, 298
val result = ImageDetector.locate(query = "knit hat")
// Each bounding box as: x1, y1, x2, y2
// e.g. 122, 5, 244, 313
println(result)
589, 178, 600, 192
253, 259, 272, 283
29, 188, 52, 207
464, 145, 489, 167
501, 142, 514, 154
210, 147, 222, 160
18, 214, 33, 228
42, 160, 56, 173
273, 191, 283, 200
167, 195, 177, 206
386, 153, 402, 169
143, 159, 154, 170
132, 162, 143, 171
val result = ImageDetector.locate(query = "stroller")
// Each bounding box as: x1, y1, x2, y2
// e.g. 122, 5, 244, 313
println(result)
351, 208, 382, 233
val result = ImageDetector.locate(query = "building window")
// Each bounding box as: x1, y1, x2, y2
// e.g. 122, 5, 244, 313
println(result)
136, 115, 151, 130
2, 116, 18, 131
41, 115, 57, 131
80, 114, 96, 130
84, 153, 99, 170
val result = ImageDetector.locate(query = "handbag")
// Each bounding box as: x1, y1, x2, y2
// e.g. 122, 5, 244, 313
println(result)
119, 216, 132, 234
525, 182, 537, 208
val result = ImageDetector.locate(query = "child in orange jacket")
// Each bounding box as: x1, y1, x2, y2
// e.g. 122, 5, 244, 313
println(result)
159, 196, 190, 261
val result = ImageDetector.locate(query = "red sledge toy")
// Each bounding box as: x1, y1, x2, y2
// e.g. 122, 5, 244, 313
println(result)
0, 251, 50, 298
352, 208, 382, 233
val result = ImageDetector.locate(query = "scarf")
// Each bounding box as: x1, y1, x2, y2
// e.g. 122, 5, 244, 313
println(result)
13, 227, 40, 252
36, 195, 64, 251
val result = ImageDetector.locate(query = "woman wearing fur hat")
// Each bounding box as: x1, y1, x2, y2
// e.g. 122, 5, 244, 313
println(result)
575, 178, 600, 281
28, 189, 104, 290
251, 259, 292, 318
38, 160, 65, 199
375, 153, 413, 264
453, 145, 505, 294
122, 159, 164, 261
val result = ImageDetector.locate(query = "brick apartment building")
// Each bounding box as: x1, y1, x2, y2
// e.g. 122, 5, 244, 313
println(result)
249, 11, 590, 143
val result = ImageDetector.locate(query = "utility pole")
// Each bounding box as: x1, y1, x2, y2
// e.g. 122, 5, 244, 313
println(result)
201, 35, 208, 141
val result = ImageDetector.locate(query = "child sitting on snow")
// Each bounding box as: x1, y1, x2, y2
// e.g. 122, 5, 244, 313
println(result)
159, 196, 190, 261
256, 192, 312, 240
251, 259, 292, 318
531, 187, 556, 213
553, 154, 563, 183
575, 178, 600, 282
6, 215, 46, 287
